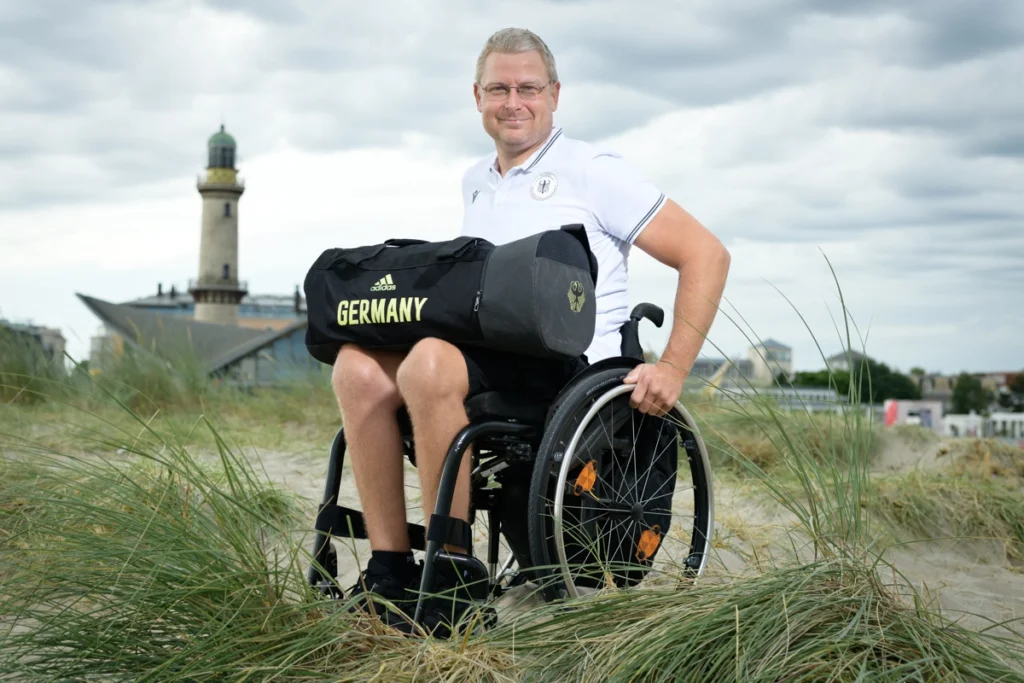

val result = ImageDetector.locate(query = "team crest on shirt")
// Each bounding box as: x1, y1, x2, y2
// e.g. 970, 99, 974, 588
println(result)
530, 172, 558, 200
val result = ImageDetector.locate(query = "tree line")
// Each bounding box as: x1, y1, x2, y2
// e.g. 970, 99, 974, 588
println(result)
780, 358, 1023, 415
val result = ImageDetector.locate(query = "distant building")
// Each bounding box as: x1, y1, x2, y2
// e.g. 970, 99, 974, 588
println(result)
914, 372, 955, 412
942, 411, 1024, 449
687, 357, 754, 388
883, 399, 944, 433
0, 319, 67, 372
689, 357, 750, 382
689, 337, 792, 399
825, 349, 874, 373
942, 413, 983, 438
984, 411, 1024, 446
739, 385, 846, 414
81, 124, 317, 385
119, 283, 306, 332
976, 371, 1017, 395
748, 338, 792, 384
79, 294, 317, 386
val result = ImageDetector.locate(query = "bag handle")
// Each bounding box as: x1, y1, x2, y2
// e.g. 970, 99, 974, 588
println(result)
332, 236, 485, 268
384, 238, 429, 247
437, 235, 484, 259
332, 240, 417, 267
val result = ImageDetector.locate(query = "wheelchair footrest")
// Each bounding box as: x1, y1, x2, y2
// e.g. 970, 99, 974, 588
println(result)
434, 551, 491, 603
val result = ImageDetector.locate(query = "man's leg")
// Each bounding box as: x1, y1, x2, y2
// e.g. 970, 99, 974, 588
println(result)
395, 338, 472, 554
331, 344, 409, 552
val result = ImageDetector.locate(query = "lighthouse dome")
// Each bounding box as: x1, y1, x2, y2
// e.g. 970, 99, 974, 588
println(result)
207, 124, 236, 169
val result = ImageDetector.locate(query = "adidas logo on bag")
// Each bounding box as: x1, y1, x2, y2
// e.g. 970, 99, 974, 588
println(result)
370, 274, 397, 292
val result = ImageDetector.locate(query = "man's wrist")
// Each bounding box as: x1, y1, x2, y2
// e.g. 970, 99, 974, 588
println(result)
657, 357, 688, 380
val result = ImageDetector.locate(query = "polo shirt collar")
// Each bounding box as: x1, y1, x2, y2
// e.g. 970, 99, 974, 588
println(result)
489, 124, 564, 176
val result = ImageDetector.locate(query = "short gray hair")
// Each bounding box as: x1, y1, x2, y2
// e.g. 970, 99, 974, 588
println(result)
475, 28, 558, 84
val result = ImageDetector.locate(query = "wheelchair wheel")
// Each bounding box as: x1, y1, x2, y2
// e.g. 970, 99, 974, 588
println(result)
527, 366, 714, 602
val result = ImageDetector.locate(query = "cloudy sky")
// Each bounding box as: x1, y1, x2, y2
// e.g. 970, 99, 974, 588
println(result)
1, 0, 1021, 375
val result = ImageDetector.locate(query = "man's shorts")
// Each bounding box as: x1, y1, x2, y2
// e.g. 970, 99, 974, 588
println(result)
459, 345, 589, 400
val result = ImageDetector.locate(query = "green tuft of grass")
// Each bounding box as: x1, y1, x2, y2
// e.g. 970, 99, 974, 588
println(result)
696, 404, 880, 475
0, 326, 66, 405
869, 469, 1024, 570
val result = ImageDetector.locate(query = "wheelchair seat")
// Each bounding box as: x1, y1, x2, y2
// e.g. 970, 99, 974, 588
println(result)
464, 391, 549, 424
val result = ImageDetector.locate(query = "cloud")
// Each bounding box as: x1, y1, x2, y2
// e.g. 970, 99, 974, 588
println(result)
1, 0, 1022, 376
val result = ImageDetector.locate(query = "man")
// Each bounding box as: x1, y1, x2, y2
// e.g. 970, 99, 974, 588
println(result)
331, 27, 730, 634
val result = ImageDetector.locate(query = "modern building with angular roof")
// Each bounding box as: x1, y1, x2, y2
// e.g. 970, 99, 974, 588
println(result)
79, 293, 317, 385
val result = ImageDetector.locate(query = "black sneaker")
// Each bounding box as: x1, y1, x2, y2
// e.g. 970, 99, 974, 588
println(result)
418, 559, 496, 638
347, 556, 422, 631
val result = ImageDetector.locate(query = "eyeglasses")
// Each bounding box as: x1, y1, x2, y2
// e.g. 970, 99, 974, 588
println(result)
479, 81, 551, 101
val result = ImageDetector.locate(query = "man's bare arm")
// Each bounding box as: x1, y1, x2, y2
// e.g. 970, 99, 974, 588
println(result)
624, 198, 730, 414
634, 198, 730, 376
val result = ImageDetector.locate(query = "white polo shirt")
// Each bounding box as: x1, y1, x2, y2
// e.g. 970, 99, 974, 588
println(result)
461, 125, 666, 363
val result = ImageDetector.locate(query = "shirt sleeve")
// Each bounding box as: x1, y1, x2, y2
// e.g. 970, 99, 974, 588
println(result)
584, 152, 667, 244
461, 167, 473, 209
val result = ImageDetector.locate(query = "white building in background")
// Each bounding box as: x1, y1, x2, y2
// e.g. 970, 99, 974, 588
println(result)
903, 408, 1024, 449
883, 399, 945, 434
984, 412, 1024, 445
942, 413, 984, 438
748, 338, 793, 384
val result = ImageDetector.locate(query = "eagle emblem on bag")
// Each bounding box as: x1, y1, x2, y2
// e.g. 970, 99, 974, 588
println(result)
568, 280, 585, 313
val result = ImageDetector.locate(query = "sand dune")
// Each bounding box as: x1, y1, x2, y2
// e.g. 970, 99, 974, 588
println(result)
248, 426, 1024, 635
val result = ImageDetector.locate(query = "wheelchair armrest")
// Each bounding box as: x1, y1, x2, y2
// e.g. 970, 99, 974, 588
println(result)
619, 302, 665, 360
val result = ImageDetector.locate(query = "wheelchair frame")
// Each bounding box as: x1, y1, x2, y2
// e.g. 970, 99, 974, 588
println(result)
306, 302, 715, 629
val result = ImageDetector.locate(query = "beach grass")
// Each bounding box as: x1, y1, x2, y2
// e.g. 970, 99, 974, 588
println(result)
2, 403, 1021, 681
2, 269, 1023, 680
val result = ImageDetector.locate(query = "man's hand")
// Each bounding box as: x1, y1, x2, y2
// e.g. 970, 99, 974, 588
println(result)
623, 361, 686, 416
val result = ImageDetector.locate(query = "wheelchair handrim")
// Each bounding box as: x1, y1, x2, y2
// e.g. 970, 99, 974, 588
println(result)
552, 382, 716, 599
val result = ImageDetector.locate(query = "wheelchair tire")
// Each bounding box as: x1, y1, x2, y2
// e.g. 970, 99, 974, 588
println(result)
526, 366, 714, 603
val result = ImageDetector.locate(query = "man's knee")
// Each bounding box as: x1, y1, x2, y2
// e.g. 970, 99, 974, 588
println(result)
332, 345, 403, 414
396, 338, 469, 403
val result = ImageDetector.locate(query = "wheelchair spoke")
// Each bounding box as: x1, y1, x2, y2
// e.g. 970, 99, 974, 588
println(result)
635, 421, 671, 505
639, 474, 690, 510
628, 408, 641, 508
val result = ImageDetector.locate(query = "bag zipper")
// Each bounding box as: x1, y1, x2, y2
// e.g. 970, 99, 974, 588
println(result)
472, 253, 490, 337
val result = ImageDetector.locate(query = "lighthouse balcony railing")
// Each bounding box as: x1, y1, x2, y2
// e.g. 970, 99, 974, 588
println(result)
197, 174, 245, 189
187, 278, 249, 293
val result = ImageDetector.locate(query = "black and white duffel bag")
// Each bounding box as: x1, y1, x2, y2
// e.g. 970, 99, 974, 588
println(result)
302, 224, 598, 365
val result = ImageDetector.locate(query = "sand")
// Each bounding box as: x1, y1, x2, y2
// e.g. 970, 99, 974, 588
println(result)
244, 425, 1024, 636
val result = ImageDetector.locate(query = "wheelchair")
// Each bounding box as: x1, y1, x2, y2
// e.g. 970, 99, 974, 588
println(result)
306, 302, 715, 629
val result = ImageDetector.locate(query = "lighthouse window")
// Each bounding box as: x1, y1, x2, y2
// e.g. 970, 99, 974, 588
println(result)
223, 264, 230, 279
224, 202, 231, 217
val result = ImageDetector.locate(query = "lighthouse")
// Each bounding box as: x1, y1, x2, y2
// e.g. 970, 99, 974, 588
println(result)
189, 124, 247, 325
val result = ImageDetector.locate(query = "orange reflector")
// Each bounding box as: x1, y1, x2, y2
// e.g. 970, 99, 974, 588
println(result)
574, 460, 598, 497
636, 525, 662, 561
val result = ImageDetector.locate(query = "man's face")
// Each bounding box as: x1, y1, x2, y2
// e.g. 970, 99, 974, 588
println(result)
475, 50, 560, 155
